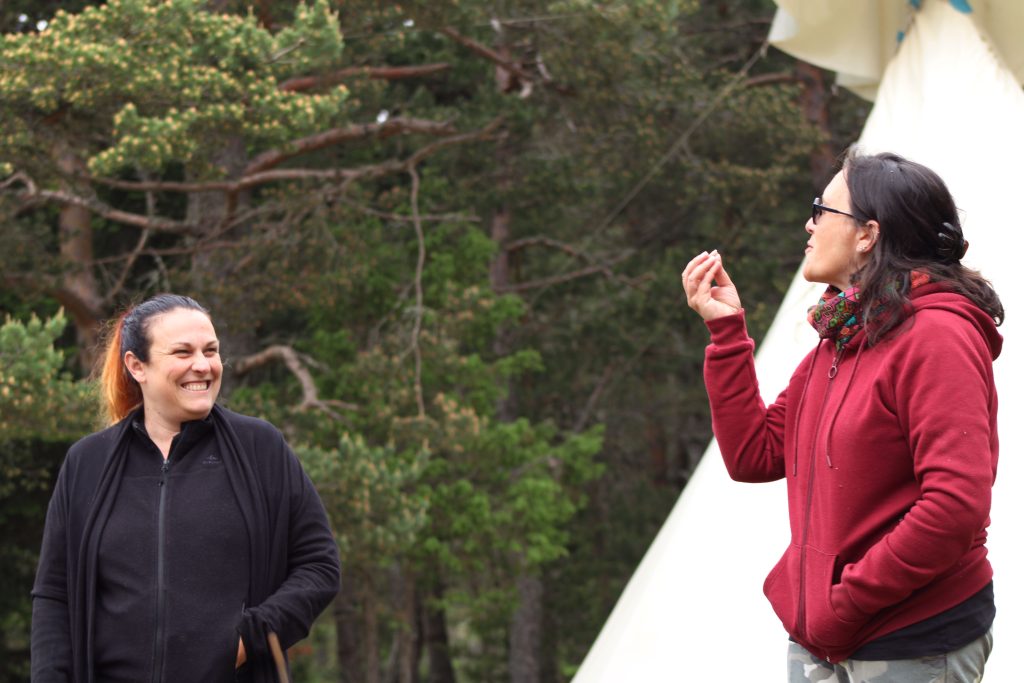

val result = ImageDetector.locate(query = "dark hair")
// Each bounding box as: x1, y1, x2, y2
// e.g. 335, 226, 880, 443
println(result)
843, 151, 1003, 345
98, 294, 210, 424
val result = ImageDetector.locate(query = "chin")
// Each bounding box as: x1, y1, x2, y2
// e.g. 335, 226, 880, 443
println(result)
182, 400, 216, 420
802, 267, 832, 287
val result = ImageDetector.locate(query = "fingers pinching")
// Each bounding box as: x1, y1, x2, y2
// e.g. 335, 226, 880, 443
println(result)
682, 251, 714, 309
681, 258, 704, 300
681, 251, 708, 292
681, 249, 741, 321
709, 251, 733, 286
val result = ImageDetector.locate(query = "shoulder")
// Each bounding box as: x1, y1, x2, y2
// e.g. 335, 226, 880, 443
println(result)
212, 405, 295, 472
898, 296, 997, 357
56, 419, 132, 500
64, 419, 128, 468
911, 307, 981, 336
215, 405, 286, 442
880, 297, 997, 382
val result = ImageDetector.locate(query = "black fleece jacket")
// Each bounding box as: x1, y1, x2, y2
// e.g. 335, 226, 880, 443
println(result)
30, 406, 340, 683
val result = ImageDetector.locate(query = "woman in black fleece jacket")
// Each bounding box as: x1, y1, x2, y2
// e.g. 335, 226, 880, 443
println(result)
31, 294, 340, 682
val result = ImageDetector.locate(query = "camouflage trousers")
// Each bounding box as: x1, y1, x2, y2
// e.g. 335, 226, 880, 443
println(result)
787, 629, 992, 683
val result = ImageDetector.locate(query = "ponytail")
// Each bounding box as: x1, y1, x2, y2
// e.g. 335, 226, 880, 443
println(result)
99, 312, 142, 424
96, 294, 210, 425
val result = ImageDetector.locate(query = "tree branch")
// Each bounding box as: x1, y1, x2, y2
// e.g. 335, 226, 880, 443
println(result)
745, 72, 799, 88
268, 38, 306, 64
574, 362, 616, 433
439, 27, 572, 95
5, 175, 201, 234
1, 171, 36, 194
403, 117, 504, 168
233, 344, 359, 420
84, 118, 503, 197
103, 227, 150, 306
440, 26, 535, 86
504, 236, 641, 285
244, 117, 457, 176
90, 239, 257, 263
408, 167, 427, 420
494, 251, 635, 294
279, 63, 451, 92
5, 120, 500, 241
504, 236, 591, 259
332, 196, 479, 223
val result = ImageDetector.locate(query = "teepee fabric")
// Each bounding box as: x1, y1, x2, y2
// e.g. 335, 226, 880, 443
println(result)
574, 1, 1024, 680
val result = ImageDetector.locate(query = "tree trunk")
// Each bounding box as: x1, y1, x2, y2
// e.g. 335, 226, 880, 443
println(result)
423, 581, 456, 683
54, 147, 103, 371
186, 136, 255, 394
398, 568, 419, 683
335, 588, 365, 683
383, 565, 420, 683
796, 61, 837, 189
491, 174, 545, 683
364, 580, 382, 683
486, 27, 545, 678
490, 207, 517, 423
509, 574, 543, 683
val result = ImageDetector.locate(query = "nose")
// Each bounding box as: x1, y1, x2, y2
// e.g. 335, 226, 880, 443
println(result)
805, 216, 815, 235
191, 352, 211, 374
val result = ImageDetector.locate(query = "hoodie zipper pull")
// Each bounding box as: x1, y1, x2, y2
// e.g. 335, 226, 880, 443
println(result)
828, 348, 844, 379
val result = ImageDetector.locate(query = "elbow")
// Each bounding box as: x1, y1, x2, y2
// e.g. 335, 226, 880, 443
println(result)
726, 468, 778, 484
319, 551, 342, 595
723, 460, 749, 482
922, 487, 992, 546
719, 446, 783, 483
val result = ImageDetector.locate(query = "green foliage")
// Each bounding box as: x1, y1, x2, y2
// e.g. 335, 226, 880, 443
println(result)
0, 0, 349, 177
417, 407, 603, 573
0, 312, 92, 681
0, 311, 96, 440
298, 435, 429, 569
0, 438, 69, 683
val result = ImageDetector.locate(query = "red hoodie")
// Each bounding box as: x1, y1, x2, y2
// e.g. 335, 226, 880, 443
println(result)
703, 283, 1002, 663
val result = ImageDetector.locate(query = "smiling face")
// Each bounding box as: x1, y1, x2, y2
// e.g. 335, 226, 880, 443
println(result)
124, 307, 222, 431
803, 171, 877, 290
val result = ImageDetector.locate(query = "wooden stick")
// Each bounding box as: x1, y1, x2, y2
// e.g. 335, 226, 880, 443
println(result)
267, 631, 291, 683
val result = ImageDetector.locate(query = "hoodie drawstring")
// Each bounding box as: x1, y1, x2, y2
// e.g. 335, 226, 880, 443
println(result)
790, 344, 821, 477
822, 342, 866, 469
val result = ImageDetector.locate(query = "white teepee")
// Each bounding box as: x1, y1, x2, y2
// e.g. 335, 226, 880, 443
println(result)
574, 1, 1024, 680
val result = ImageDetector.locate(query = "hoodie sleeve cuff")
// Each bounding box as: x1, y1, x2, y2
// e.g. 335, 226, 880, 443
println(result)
705, 310, 749, 346
830, 582, 871, 624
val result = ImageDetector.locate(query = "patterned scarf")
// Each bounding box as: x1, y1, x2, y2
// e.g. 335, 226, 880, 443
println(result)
808, 272, 930, 351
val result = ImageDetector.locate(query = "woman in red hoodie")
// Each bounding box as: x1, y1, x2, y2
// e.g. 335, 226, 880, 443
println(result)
682, 152, 1003, 682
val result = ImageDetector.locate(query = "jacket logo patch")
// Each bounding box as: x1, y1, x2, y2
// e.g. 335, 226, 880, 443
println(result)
202, 453, 221, 465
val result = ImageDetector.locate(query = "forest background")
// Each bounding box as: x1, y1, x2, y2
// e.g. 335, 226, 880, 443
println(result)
0, 0, 869, 681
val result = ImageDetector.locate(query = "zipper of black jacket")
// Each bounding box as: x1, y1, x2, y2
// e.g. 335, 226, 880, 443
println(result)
151, 454, 172, 683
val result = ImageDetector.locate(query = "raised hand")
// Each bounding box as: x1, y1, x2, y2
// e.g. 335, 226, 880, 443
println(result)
681, 250, 742, 321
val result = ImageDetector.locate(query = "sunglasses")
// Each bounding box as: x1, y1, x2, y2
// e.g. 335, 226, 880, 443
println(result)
811, 197, 857, 224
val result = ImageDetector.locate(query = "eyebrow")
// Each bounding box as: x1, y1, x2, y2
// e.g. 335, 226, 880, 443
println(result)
167, 340, 219, 349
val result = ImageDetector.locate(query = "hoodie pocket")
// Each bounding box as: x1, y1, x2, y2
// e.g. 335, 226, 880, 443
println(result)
803, 547, 868, 649
763, 544, 799, 637
764, 545, 867, 649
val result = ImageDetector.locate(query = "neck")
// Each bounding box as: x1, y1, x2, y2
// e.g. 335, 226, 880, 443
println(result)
144, 412, 181, 460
